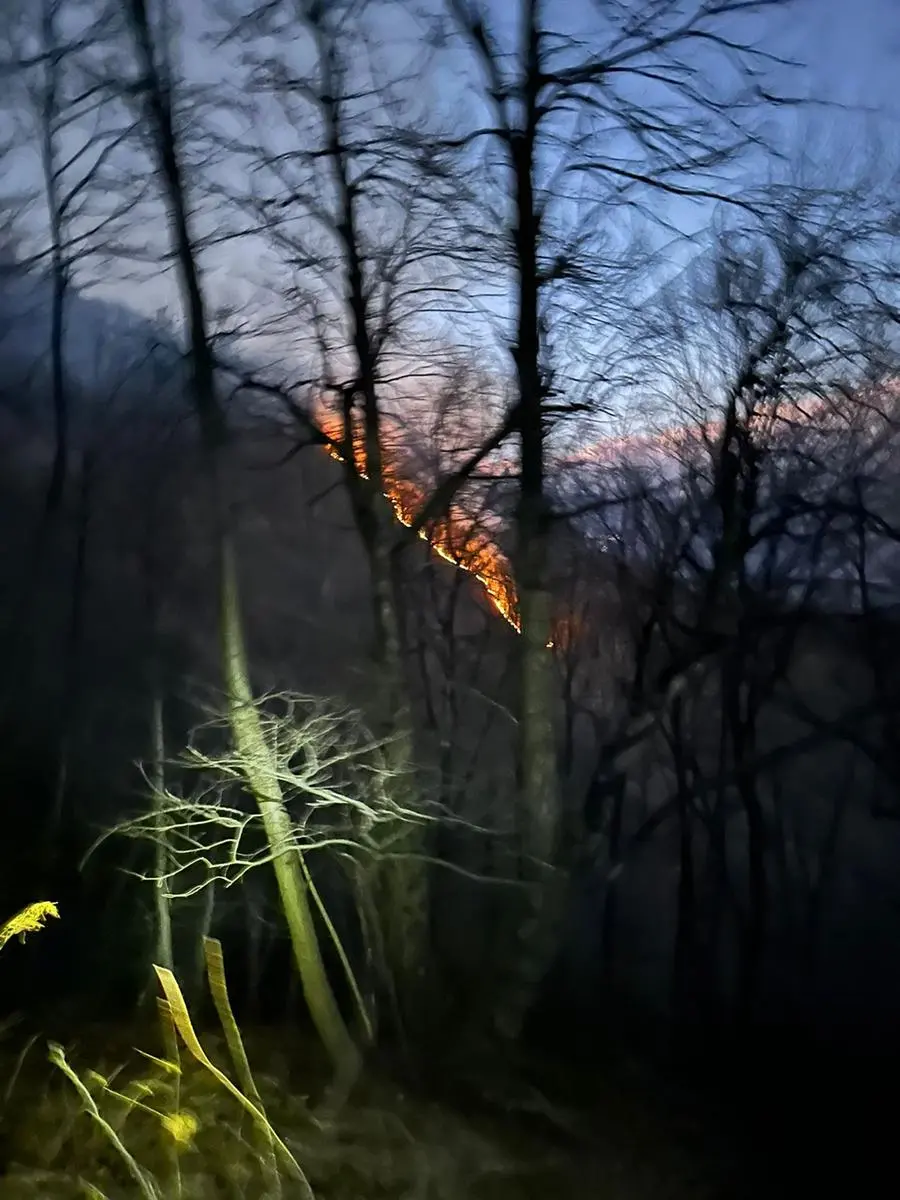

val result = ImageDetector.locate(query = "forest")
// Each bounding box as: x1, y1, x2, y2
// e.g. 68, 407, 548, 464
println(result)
0, 0, 899, 1196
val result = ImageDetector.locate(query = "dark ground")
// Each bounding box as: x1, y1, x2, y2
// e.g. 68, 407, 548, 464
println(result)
0, 991, 894, 1199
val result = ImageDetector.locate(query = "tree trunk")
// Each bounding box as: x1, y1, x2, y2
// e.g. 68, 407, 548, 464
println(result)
669, 699, 698, 1024
125, 0, 357, 1081
48, 447, 90, 854
599, 774, 625, 991
493, 0, 563, 1041
724, 650, 766, 1028
39, 0, 69, 518
315, 28, 431, 1032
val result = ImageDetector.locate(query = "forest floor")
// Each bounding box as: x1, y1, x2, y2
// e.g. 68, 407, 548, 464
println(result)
1, 1010, 892, 1199
0, 1014, 767, 1200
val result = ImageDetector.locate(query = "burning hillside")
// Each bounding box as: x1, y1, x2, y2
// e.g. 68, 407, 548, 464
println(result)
314, 407, 522, 633
311, 378, 900, 640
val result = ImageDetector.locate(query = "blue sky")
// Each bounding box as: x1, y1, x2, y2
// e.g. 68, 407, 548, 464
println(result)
1, 0, 897, 357
789, 0, 899, 113
212, 0, 900, 350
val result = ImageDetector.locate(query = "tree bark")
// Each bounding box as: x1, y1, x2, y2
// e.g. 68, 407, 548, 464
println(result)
124, 0, 358, 1080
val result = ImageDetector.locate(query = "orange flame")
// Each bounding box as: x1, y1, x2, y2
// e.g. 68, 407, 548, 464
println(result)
314, 407, 522, 632
311, 381, 898, 650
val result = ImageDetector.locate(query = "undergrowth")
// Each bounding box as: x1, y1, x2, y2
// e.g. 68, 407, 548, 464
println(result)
0, 902, 724, 1199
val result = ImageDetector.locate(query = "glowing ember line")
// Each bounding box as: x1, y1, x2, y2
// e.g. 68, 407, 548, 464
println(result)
315, 410, 522, 633
309, 378, 897, 654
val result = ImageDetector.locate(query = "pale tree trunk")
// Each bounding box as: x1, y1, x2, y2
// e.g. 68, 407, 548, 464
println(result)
150, 688, 174, 976
311, 10, 430, 1035
123, 0, 358, 1081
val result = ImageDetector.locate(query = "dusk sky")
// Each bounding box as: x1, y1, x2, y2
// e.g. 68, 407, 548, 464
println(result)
1, 0, 897, 378
166, 0, 900, 331
789, 0, 899, 112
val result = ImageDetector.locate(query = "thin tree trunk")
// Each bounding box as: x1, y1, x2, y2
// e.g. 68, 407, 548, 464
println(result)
150, 689, 174, 976
48, 448, 91, 854
39, 0, 69, 519
1, 0, 72, 732
599, 774, 625, 991
125, 0, 357, 1080
724, 650, 766, 1028
312, 21, 430, 1031
494, 0, 562, 1041
669, 699, 698, 1024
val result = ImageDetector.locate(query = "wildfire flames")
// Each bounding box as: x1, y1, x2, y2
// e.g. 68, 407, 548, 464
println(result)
314, 408, 522, 633
312, 380, 898, 646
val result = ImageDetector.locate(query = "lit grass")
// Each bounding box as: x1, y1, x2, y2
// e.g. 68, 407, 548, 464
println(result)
0, 1018, 728, 1200
2, 903, 313, 1197
0, 903, 727, 1198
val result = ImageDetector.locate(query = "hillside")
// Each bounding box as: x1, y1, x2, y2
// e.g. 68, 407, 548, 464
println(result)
4, 268, 900, 1055
0, 269, 517, 813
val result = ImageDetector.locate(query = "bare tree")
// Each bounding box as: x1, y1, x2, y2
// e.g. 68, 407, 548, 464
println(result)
443, 0, 805, 1041
1, 0, 136, 514
115, 0, 359, 1082
584, 167, 900, 1029
0, 0, 150, 855
203, 0, 529, 1041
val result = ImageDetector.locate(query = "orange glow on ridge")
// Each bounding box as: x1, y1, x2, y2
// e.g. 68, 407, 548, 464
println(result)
310, 379, 898, 650
314, 407, 523, 633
